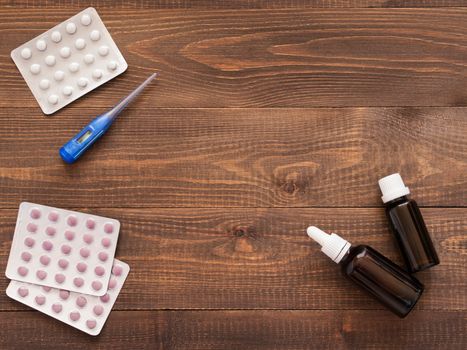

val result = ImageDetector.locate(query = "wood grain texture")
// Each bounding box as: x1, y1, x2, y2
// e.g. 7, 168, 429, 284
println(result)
0, 310, 465, 350
0, 108, 465, 208
1, 208, 465, 311
4, 8, 467, 107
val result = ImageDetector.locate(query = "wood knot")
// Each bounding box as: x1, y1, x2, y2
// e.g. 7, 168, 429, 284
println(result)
231, 226, 258, 239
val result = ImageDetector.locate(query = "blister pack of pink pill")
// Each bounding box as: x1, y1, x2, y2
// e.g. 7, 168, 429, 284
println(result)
5, 202, 130, 335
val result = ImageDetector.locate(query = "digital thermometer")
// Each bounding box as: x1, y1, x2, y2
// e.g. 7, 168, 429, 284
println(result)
59, 73, 157, 164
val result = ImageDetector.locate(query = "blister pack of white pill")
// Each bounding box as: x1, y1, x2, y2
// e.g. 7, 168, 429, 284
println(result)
5, 202, 120, 296
10, 7, 127, 115
7, 259, 129, 336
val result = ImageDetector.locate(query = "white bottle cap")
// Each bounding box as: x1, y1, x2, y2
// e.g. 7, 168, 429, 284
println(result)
306, 226, 351, 263
378, 173, 410, 203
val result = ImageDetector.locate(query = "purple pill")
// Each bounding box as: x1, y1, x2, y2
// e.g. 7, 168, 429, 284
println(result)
92, 281, 102, 291
26, 223, 37, 233
21, 252, 32, 262
42, 286, 52, 292
45, 226, 56, 236
76, 262, 87, 273
86, 319, 97, 329
104, 222, 114, 234
55, 273, 65, 284
69, 311, 80, 321
80, 247, 90, 258
58, 258, 69, 269
73, 277, 84, 287
76, 296, 87, 308
94, 266, 105, 276
101, 237, 111, 248
30, 208, 41, 219
42, 240, 53, 251
48, 211, 59, 222
108, 278, 117, 290
86, 218, 95, 229
99, 293, 110, 303
98, 251, 108, 262
39, 255, 50, 266
67, 215, 78, 227
61, 244, 72, 255
17, 266, 28, 276
83, 234, 93, 244
93, 305, 104, 316
18, 287, 29, 297
64, 230, 75, 241
36, 270, 47, 280
112, 265, 123, 276
52, 303, 62, 313
24, 237, 35, 248
35, 295, 46, 305
59, 290, 70, 300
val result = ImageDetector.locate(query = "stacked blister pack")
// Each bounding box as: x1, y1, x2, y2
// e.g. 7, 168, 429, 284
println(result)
5, 202, 130, 335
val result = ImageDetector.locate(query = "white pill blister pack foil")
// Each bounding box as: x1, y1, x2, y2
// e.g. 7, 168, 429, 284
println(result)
5, 202, 120, 296
7, 259, 129, 336
10, 7, 127, 115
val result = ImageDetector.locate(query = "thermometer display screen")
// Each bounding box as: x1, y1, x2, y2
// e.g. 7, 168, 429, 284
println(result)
77, 130, 92, 144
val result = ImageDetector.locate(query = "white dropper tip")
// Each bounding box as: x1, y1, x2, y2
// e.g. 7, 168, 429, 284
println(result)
378, 173, 410, 203
306, 226, 351, 264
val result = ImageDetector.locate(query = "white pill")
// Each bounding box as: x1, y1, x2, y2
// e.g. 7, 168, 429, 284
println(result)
68, 62, 79, 72
66, 22, 77, 34
54, 70, 65, 81
51, 31, 62, 43
81, 14, 92, 26
92, 69, 102, 79
83, 54, 94, 64
62, 86, 73, 96
45, 55, 56, 66
98, 45, 109, 56
75, 38, 86, 50
39, 79, 50, 90
30, 64, 41, 74
107, 60, 118, 71
60, 46, 71, 58
21, 48, 32, 59
36, 40, 47, 51
77, 77, 88, 87
90, 30, 100, 41
48, 94, 59, 104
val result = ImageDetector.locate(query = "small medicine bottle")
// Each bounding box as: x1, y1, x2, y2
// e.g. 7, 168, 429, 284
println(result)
378, 173, 440, 272
306, 226, 424, 318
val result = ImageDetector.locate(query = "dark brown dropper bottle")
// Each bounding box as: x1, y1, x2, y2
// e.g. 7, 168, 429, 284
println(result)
378, 173, 439, 272
306, 226, 424, 318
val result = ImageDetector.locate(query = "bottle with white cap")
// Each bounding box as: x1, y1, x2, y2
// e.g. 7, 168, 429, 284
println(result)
306, 226, 424, 318
378, 173, 439, 272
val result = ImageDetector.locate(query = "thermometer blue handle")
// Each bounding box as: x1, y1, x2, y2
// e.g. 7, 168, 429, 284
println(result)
59, 73, 157, 164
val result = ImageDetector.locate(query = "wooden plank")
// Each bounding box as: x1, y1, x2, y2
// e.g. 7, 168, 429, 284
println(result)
0, 310, 465, 349
0, 107, 465, 208
1, 208, 465, 311
3, 8, 467, 108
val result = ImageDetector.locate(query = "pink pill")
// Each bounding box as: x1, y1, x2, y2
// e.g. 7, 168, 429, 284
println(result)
61, 244, 71, 255
58, 259, 69, 269
92, 281, 102, 291
42, 286, 52, 292
52, 303, 62, 313
70, 311, 80, 321
99, 293, 110, 303
76, 296, 87, 308
59, 290, 70, 300
30, 208, 41, 219
35, 295, 46, 305
104, 222, 114, 234
55, 273, 65, 283
80, 247, 90, 258
21, 252, 32, 262
93, 305, 104, 316
83, 234, 93, 244
18, 287, 29, 297
64, 230, 75, 241
112, 265, 123, 276
98, 251, 108, 262
76, 262, 87, 273
108, 278, 117, 290
86, 218, 96, 229
67, 215, 78, 226
73, 277, 84, 287
45, 226, 56, 236
42, 240, 53, 251
24, 237, 35, 248
101, 237, 111, 248
48, 211, 59, 222
36, 270, 47, 280
39, 255, 50, 266
26, 223, 37, 233
94, 266, 105, 276
86, 319, 97, 329
18, 266, 28, 276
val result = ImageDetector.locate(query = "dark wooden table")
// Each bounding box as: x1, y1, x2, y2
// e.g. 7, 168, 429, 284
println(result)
0, 1, 466, 349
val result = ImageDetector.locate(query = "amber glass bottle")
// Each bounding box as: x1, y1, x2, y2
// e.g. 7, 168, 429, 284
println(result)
378, 174, 440, 272
306, 226, 424, 318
